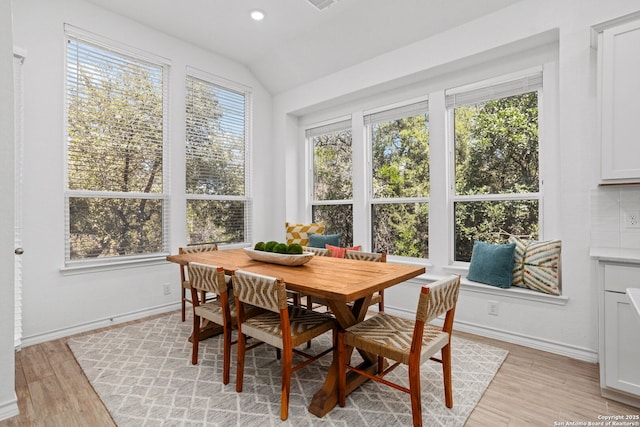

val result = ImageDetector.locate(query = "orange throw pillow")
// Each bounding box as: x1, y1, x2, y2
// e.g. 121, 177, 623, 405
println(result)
326, 244, 361, 258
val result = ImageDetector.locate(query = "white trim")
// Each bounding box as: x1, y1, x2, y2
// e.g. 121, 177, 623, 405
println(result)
13, 49, 24, 350
391, 261, 567, 305
63, 28, 171, 265
185, 65, 252, 95
64, 24, 171, 67
362, 94, 429, 120
60, 255, 169, 275
445, 65, 543, 97
0, 396, 19, 423
20, 303, 180, 347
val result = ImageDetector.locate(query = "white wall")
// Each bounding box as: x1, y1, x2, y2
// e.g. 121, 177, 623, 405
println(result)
0, 0, 18, 421
273, 0, 640, 361
11, 0, 273, 345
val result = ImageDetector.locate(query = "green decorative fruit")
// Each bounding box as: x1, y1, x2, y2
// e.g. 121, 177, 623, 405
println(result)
273, 243, 288, 254
254, 241, 266, 251
264, 241, 278, 252
287, 243, 303, 254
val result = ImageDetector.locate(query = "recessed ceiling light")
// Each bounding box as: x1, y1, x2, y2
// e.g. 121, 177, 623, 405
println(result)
250, 9, 265, 21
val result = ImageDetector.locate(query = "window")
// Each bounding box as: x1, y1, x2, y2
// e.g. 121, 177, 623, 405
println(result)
185, 71, 251, 245
307, 119, 353, 245
447, 72, 542, 262
365, 101, 430, 257
65, 29, 168, 262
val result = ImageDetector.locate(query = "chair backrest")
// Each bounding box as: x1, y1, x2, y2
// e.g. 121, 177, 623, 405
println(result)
179, 244, 218, 283
415, 275, 460, 325
180, 243, 219, 254
344, 250, 386, 263
302, 246, 330, 257
188, 262, 228, 295
233, 270, 288, 313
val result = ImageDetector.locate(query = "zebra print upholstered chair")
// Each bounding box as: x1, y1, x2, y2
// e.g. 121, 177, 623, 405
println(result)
344, 250, 387, 310
337, 275, 461, 427
232, 270, 336, 421
178, 244, 219, 322
187, 262, 263, 382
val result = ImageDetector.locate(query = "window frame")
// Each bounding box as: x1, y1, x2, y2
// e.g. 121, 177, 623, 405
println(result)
445, 68, 544, 265
364, 97, 431, 258
306, 117, 354, 244
63, 25, 171, 268
300, 59, 557, 278
184, 67, 253, 247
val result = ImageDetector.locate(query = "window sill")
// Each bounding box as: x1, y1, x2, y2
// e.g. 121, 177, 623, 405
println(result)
60, 254, 170, 275
409, 270, 569, 306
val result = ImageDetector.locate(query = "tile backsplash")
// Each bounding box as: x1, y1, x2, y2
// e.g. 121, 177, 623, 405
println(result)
591, 187, 640, 249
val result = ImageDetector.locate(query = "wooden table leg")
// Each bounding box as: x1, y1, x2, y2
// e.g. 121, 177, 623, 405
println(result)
188, 321, 223, 342
308, 296, 377, 418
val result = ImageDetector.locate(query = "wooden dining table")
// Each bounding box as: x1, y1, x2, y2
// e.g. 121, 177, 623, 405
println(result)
166, 247, 425, 417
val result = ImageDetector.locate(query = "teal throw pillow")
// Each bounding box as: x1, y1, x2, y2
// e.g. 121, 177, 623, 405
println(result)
308, 233, 341, 248
467, 241, 516, 288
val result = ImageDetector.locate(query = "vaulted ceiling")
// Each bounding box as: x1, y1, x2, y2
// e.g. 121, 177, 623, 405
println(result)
85, 0, 523, 94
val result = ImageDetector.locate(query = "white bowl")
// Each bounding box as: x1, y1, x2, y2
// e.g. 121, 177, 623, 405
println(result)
243, 248, 315, 266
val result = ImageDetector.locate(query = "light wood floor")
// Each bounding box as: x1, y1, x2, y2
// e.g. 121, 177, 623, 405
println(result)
1, 313, 638, 427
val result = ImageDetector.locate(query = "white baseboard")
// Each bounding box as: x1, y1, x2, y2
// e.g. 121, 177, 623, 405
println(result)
20, 303, 180, 348
0, 393, 19, 422
384, 306, 598, 363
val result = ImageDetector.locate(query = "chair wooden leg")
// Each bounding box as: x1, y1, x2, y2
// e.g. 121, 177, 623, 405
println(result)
442, 344, 453, 408
236, 332, 246, 392
280, 347, 293, 420
222, 323, 231, 385
337, 331, 347, 407
181, 289, 186, 322
408, 361, 423, 427
191, 314, 200, 365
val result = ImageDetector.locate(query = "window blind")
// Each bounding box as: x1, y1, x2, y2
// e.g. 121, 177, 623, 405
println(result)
66, 35, 166, 193
185, 73, 252, 245
305, 118, 351, 138
64, 29, 169, 261
364, 100, 429, 126
13, 52, 24, 349
446, 71, 543, 108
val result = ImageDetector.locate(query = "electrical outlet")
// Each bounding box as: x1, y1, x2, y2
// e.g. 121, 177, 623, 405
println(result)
163, 283, 171, 295
487, 300, 499, 316
625, 211, 640, 229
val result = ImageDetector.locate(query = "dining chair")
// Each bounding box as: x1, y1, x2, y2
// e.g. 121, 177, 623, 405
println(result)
337, 275, 461, 427
179, 244, 219, 322
187, 262, 263, 383
301, 246, 330, 257
232, 270, 336, 421
344, 250, 387, 311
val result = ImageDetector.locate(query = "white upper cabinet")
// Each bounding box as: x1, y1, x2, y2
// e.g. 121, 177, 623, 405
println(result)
597, 14, 640, 181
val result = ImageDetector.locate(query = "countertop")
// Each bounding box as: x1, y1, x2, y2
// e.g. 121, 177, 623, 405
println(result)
590, 247, 640, 264
628, 288, 640, 321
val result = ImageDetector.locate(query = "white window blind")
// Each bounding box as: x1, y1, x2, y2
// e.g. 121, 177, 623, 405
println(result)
185, 72, 252, 245
364, 100, 429, 126
13, 51, 24, 349
65, 28, 169, 262
446, 71, 543, 108
305, 118, 351, 138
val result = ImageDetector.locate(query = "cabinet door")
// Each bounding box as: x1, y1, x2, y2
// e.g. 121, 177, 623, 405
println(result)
601, 19, 640, 180
604, 291, 640, 395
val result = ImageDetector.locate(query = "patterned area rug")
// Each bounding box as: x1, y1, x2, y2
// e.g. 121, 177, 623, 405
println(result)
67, 312, 508, 426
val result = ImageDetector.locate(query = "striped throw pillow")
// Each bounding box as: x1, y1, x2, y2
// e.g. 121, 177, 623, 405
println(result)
509, 236, 562, 295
